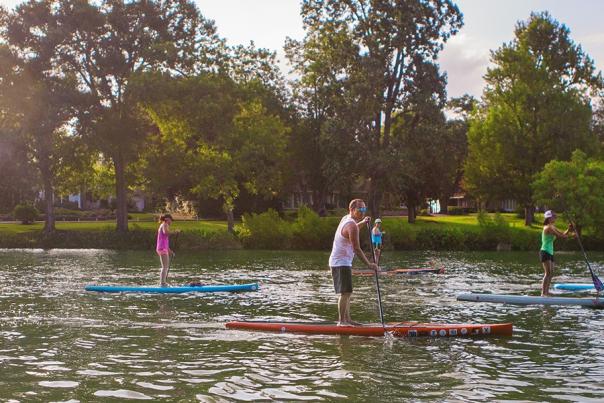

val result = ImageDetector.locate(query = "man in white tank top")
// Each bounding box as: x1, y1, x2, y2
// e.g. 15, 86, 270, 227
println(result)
329, 199, 378, 326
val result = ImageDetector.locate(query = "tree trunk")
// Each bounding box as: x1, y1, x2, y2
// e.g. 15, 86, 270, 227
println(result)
439, 193, 450, 215
37, 136, 55, 234
226, 208, 235, 233
113, 153, 129, 232
312, 187, 328, 216
524, 205, 535, 226
407, 203, 416, 224
368, 178, 383, 220
42, 169, 55, 234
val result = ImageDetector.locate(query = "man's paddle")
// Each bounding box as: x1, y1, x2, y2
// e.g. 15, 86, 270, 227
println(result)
367, 221, 385, 326
570, 220, 604, 293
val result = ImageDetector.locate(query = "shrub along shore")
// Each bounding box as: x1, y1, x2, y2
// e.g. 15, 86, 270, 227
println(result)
0, 208, 601, 251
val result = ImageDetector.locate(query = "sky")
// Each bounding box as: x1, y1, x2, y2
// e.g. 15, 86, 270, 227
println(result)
2, 0, 603, 99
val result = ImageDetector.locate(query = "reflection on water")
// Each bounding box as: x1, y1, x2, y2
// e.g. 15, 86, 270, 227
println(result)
1, 249, 603, 401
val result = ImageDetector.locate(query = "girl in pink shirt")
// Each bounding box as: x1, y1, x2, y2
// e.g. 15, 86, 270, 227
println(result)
157, 214, 174, 287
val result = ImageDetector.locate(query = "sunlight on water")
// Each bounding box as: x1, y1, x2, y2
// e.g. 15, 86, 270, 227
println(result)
0, 249, 603, 401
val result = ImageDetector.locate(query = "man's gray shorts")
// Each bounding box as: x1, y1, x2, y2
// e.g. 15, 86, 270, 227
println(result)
330, 266, 353, 294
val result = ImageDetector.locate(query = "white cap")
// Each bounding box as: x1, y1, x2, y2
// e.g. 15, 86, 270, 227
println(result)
544, 210, 556, 219
375, 218, 382, 223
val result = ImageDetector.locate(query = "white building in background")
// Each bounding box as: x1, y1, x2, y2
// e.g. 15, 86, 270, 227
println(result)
131, 192, 145, 212
68, 194, 84, 209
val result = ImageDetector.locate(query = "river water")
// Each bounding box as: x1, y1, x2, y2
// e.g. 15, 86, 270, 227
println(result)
0, 249, 603, 401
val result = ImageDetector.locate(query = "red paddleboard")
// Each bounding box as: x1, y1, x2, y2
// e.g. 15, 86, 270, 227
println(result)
353, 267, 445, 276
225, 320, 512, 337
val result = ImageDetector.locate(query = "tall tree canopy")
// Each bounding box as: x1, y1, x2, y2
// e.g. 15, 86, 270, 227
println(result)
285, 24, 358, 214
20, 0, 224, 232
0, 3, 80, 232
135, 72, 289, 231
294, 0, 463, 217
0, 124, 37, 213
533, 150, 604, 234
390, 96, 467, 222
464, 12, 604, 224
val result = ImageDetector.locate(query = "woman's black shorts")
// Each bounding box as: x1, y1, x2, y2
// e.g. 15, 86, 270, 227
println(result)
539, 250, 554, 262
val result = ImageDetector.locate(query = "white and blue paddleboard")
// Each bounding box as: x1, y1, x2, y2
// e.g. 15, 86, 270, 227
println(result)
457, 293, 604, 308
85, 283, 259, 294
553, 283, 596, 292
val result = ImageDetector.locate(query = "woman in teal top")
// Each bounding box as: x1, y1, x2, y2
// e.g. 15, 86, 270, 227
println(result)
540, 210, 573, 296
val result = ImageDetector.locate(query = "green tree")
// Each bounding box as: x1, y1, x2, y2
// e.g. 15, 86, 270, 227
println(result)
52, 136, 116, 206
136, 73, 289, 231
593, 102, 604, 152
533, 150, 604, 233
0, 4, 79, 233
13, 203, 39, 224
391, 102, 456, 222
464, 12, 603, 224
285, 32, 357, 214
46, 0, 222, 232
0, 124, 37, 212
295, 0, 463, 217
193, 100, 289, 231
433, 96, 473, 214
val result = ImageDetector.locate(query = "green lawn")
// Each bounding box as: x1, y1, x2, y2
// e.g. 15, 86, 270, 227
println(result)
0, 213, 552, 234
383, 212, 569, 232
0, 219, 228, 233
0, 212, 585, 250
0, 212, 565, 235
420, 213, 542, 230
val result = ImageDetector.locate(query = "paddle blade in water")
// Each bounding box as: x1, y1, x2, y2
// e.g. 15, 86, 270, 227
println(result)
591, 273, 604, 292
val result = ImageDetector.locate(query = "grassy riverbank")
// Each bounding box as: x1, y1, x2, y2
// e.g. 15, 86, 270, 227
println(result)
0, 211, 598, 250
0, 220, 240, 250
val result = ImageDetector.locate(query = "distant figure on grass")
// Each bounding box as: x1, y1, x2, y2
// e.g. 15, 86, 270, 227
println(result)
329, 199, 379, 326
540, 210, 573, 296
157, 214, 176, 287
371, 218, 385, 264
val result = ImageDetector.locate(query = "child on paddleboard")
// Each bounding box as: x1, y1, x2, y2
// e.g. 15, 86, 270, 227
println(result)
157, 214, 176, 287
540, 210, 573, 296
371, 218, 385, 264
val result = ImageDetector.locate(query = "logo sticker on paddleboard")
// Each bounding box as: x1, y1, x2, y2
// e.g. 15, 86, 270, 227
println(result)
482, 326, 491, 334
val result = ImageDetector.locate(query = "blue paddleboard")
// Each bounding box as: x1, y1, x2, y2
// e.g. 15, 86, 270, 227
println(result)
553, 283, 596, 291
85, 283, 259, 293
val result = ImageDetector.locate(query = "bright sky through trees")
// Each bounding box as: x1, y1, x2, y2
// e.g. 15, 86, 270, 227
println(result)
1, 0, 602, 97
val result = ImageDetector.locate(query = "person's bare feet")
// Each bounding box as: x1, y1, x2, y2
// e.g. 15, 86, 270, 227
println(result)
337, 321, 363, 326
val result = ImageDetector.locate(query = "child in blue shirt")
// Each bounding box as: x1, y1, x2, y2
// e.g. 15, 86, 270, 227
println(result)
371, 218, 385, 264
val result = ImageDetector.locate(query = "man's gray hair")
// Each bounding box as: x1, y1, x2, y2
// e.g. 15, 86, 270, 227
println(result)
349, 199, 365, 211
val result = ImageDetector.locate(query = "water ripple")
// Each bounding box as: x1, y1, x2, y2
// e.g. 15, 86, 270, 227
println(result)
1, 249, 603, 401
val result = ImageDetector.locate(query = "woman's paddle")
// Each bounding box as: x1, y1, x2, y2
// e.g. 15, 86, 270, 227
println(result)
570, 220, 603, 293
367, 221, 385, 326
167, 230, 180, 281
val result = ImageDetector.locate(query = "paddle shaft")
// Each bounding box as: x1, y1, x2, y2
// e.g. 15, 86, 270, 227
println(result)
167, 231, 180, 279
367, 221, 385, 325
571, 221, 603, 291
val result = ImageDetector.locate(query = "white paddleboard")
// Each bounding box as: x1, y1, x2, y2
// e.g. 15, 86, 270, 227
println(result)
457, 293, 604, 308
